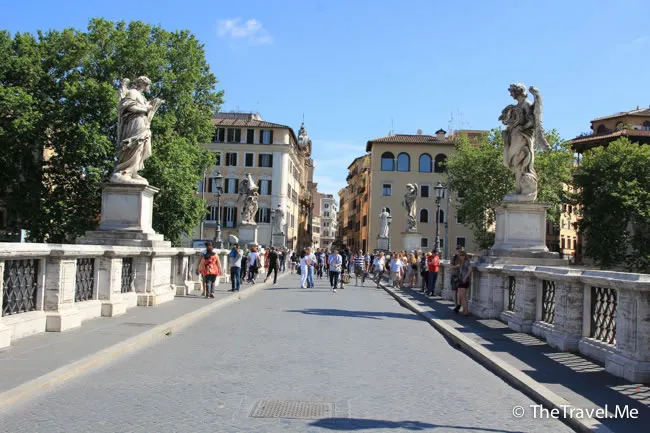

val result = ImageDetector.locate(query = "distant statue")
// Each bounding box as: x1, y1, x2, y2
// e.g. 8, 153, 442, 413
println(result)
402, 184, 418, 232
238, 173, 259, 224
499, 84, 549, 201
378, 207, 390, 238
271, 204, 285, 234
110, 76, 164, 185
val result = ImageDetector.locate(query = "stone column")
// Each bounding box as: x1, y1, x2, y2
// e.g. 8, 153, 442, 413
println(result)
43, 252, 82, 332
606, 284, 650, 382
507, 268, 538, 333
135, 251, 175, 307
469, 266, 506, 319
97, 253, 128, 317
0, 261, 11, 348
546, 274, 584, 351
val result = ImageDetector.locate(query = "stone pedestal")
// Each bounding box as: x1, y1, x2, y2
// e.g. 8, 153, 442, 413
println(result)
377, 237, 389, 251
402, 232, 421, 252
486, 202, 563, 266
77, 183, 170, 248
239, 223, 259, 246
271, 233, 286, 248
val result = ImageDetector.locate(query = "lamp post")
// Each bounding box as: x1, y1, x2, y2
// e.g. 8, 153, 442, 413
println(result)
386, 214, 393, 252
213, 173, 224, 248
434, 181, 445, 253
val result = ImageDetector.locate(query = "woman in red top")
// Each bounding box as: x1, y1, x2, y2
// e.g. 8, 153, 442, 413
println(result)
197, 241, 222, 298
425, 250, 440, 296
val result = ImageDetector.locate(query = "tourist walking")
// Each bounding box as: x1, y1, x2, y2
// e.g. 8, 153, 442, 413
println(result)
264, 247, 280, 285
372, 252, 386, 286
389, 252, 403, 288
328, 249, 343, 292
196, 241, 222, 298
247, 246, 260, 284
353, 250, 366, 286
279, 249, 286, 273
457, 249, 472, 316
420, 252, 428, 293
299, 249, 309, 288
228, 244, 243, 292
340, 248, 350, 289
426, 250, 440, 296
450, 246, 463, 312
306, 247, 316, 288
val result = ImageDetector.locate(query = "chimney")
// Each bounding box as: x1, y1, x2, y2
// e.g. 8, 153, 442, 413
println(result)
435, 128, 446, 139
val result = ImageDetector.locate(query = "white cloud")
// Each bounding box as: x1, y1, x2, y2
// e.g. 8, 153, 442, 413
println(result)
217, 18, 273, 45
312, 140, 367, 195
616, 36, 648, 52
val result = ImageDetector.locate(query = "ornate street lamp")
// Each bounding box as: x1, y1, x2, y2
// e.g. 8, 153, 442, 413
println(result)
213, 173, 224, 248
434, 181, 445, 253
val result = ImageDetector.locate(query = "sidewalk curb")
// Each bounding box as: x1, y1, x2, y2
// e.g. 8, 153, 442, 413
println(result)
381, 284, 614, 433
0, 273, 287, 410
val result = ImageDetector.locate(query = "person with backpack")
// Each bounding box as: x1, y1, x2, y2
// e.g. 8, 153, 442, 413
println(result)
264, 247, 280, 285
196, 241, 223, 298
228, 244, 242, 292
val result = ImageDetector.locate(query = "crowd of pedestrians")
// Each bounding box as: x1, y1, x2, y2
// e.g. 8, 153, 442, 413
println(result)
195, 241, 472, 316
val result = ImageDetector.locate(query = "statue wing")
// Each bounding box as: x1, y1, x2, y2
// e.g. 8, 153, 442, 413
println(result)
237, 179, 248, 201
116, 79, 130, 148
529, 86, 550, 151
118, 79, 130, 100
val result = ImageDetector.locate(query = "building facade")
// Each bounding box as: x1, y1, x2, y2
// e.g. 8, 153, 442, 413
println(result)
365, 129, 484, 257
338, 155, 371, 252
188, 112, 313, 250
319, 194, 338, 249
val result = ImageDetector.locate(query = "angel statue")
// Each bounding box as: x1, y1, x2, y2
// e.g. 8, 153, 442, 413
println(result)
271, 204, 285, 234
238, 173, 259, 225
402, 184, 418, 232
499, 84, 550, 202
110, 76, 164, 185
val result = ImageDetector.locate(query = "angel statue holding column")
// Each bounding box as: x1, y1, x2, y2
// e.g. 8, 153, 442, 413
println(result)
110, 76, 164, 185
499, 83, 549, 202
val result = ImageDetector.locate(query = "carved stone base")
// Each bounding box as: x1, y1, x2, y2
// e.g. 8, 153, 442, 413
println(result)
45, 308, 82, 332
77, 183, 170, 247
402, 232, 421, 252
271, 233, 286, 248
238, 223, 259, 246
377, 237, 389, 251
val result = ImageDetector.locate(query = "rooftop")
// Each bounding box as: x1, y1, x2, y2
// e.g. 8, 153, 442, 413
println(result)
591, 107, 650, 122
569, 129, 650, 152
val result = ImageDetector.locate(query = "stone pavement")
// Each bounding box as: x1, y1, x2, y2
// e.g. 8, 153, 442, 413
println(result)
0, 273, 574, 433
0, 278, 245, 394
392, 285, 649, 433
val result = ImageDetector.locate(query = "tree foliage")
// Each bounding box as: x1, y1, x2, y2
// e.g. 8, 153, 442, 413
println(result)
0, 19, 223, 245
446, 129, 573, 251
573, 138, 650, 272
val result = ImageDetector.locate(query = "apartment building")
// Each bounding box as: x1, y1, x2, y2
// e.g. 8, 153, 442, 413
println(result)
319, 194, 338, 249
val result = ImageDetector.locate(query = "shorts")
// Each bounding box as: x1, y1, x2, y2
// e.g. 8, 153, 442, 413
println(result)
354, 265, 365, 276
458, 281, 470, 289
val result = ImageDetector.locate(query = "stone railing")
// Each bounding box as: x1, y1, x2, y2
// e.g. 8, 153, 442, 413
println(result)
438, 261, 650, 383
0, 243, 236, 349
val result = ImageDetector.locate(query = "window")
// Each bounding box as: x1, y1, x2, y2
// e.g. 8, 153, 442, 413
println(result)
214, 152, 221, 166
381, 152, 395, 171
197, 179, 204, 193
420, 185, 430, 198
246, 129, 255, 144
260, 129, 273, 144
256, 208, 271, 223
436, 209, 445, 223
259, 180, 272, 196
439, 239, 444, 250
434, 154, 447, 173
226, 128, 241, 143
420, 209, 429, 223
224, 178, 239, 194
259, 153, 273, 167
561, 237, 565, 249
245, 153, 254, 167
225, 152, 237, 166
356, 222, 360, 231
213, 127, 225, 143
290, 214, 295, 228
456, 237, 466, 248
643, 121, 650, 131
396, 153, 410, 171
207, 177, 223, 193
224, 207, 237, 228
596, 124, 608, 134
382, 183, 392, 196
324, 211, 330, 217
421, 238, 429, 248
206, 206, 218, 221
419, 153, 432, 173
324, 204, 329, 209
363, 215, 367, 226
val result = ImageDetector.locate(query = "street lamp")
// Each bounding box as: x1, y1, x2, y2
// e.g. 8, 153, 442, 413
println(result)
386, 213, 393, 252
434, 181, 445, 253
213, 173, 224, 248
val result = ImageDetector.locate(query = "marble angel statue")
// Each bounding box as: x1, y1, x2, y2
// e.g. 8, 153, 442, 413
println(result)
238, 173, 260, 224
402, 184, 418, 232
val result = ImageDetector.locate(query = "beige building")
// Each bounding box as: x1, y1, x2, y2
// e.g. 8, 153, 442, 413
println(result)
188, 112, 312, 250
366, 129, 485, 257
319, 193, 338, 249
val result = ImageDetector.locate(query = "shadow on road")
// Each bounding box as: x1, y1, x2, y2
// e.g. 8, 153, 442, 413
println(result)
284, 308, 423, 321
309, 418, 525, 432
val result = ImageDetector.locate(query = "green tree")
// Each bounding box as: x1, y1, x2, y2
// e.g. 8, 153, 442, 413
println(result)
446, 129, 573, 251
573, 138, 650, 271
0, 19, 223, 245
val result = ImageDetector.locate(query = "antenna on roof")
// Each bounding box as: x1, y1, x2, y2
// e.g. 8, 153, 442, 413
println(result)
391, 117, 394, 135
417, 129, 423, 135
448, 112, 454, 135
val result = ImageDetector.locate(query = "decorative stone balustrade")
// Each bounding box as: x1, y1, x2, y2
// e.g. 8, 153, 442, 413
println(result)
0, 243, 218, 349
438, 261, 650, 382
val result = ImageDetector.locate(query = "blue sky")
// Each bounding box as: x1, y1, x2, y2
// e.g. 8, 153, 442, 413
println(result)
3, 0, 650, 194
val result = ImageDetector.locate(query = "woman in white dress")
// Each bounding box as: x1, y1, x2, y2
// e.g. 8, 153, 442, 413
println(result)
299, 249, 310, 288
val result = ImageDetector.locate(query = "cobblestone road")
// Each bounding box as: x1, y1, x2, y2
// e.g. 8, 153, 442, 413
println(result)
0, 274, 574, 433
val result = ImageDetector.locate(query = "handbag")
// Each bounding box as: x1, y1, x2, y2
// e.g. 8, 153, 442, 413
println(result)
296, 266, 301, 275
342, 273, 351, 284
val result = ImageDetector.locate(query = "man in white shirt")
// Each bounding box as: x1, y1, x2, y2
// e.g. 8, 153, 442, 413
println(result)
328, 249, 343, 293
306, 247, 316, 288
372, 252, 386, 287
389, 253, 403, 289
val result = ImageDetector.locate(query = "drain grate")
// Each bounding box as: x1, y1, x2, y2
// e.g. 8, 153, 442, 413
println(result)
249, 399, 334, 419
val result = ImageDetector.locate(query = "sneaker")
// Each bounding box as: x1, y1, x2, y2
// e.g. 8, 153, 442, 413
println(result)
209, 293, 215, 298
273, 282, 277, 285
333, 289, 337, 293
